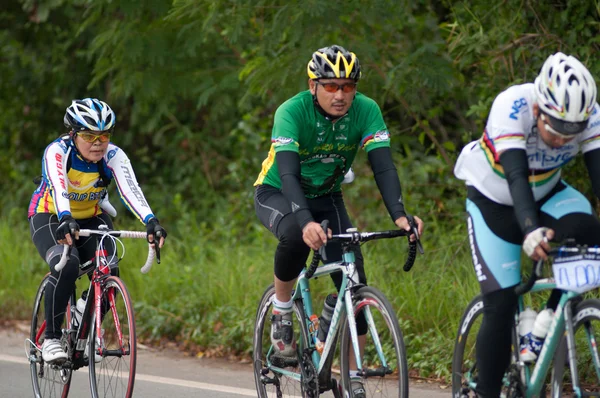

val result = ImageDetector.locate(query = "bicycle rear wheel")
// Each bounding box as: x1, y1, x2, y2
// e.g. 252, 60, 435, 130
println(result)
29, 274, 73, 398
88, 276, 137, 398
551, 298, 600, 397
253, 283, 313, 397
340, 286, 408, 398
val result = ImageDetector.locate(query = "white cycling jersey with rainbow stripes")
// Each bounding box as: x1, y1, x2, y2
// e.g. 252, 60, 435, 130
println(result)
454, 83, 600, 205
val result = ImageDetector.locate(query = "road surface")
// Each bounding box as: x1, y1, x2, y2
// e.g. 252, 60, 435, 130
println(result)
0, 322, 449, 397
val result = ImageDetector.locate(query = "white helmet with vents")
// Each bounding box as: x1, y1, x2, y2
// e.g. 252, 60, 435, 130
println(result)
534, 52, 596, 135
64, 98, 115, 132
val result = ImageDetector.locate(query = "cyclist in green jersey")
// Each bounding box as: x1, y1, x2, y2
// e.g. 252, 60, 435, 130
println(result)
254, 44, 424, 397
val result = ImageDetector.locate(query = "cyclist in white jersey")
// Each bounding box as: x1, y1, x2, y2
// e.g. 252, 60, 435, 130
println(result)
454, 52, 600, 397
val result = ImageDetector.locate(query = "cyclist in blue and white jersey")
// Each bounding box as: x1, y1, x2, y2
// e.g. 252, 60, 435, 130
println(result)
28, 98, 167, 363
454, 52, 600, 397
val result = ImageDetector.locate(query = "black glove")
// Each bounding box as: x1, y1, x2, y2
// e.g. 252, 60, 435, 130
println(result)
56, 215, 79, 242
146, 217, 167, 244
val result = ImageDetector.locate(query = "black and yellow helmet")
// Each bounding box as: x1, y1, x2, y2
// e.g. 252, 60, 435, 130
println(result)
307, 45, 361, 81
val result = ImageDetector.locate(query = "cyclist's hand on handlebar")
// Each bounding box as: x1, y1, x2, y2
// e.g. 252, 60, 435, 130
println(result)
395, 215, 423, 242
56, 215, 79, 245
302, 221, 331, 250
523, 227, 554, 261
146, 217, 167, 249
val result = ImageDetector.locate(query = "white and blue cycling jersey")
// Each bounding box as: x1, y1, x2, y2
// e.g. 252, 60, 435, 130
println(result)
454, 83, 600, 205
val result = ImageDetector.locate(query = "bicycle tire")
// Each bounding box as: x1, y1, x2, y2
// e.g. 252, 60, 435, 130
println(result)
551, 298, 600, 397
339, 286, 408, 398
29, 273, 73, 398
88, 276, 137, 398
253, 283, 313, 397
452, 295, 552, 398
452, 295, 484, 398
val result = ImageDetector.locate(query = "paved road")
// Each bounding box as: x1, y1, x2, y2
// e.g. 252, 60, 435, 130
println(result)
0, 323, 449, 397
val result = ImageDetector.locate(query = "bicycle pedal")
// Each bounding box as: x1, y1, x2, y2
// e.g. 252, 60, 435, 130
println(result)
261, 376, 276, 385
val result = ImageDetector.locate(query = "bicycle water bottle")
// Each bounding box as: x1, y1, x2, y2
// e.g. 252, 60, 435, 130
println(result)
72, 291, 87, 327
520, 308, 554, 362
315, 293, 337, 354
518, 307, 536, 337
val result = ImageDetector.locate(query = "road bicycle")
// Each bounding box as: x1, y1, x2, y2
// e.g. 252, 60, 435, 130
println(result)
452, 240, 600, 397
253, 218, 423, 397
26, 225, 160, 398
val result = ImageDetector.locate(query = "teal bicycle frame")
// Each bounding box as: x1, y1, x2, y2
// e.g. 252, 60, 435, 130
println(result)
265, 250, 366, 380
466, 278, 594, 398
256, 222, 419, 398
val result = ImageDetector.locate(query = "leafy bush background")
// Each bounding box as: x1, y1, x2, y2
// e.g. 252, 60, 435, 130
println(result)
2, 0, 599, 380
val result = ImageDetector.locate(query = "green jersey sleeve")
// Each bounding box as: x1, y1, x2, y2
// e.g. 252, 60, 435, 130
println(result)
272, 102, 302, 153
357, 96, 391, 152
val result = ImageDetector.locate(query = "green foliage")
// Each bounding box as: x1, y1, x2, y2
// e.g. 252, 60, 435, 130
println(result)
2, 0, 600, 380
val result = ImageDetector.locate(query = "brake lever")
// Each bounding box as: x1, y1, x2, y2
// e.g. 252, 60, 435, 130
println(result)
153, 230, 162, 264
406, 215, 424, 254
319, 220, 329, 262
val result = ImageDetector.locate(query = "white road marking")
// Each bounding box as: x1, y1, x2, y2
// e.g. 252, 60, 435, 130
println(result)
1, 354, 257, 396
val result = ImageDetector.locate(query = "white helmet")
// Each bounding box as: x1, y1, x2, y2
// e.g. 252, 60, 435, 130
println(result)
534, 52, 597, 135
64, 98, 115, 132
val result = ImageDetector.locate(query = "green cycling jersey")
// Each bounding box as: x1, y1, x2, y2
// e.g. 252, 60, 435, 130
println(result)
254, 90, 391, 198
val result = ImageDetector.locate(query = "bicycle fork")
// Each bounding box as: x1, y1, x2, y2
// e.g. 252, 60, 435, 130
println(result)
563, 300, 589, 398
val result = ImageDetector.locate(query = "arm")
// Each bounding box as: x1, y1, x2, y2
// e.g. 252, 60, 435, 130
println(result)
276, 150, 313, 229
499, 149, 539, 235
500, 148, 553, 260
584, 148, 600, 200
367, 147, 406, 221
43, 142, 71, 220
105, 146, 155, 224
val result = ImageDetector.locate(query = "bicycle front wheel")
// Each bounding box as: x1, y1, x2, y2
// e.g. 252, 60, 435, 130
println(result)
340, 286, 408, 398
551, 298, 600, 397
29, 273, 73, 398
253, 283, 313, 397
452, 295, 484, 398
89, 276, 137, 398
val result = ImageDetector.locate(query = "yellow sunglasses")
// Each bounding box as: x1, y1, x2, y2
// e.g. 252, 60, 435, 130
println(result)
77, 131, 112, 143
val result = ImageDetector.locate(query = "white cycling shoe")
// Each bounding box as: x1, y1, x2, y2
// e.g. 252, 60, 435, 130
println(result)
41, 338, 67, 363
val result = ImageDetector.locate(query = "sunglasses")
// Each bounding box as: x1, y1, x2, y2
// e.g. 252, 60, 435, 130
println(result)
540, 113, 588, 139
77, 131, 112, 143
316, 81, 357, 94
